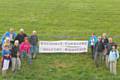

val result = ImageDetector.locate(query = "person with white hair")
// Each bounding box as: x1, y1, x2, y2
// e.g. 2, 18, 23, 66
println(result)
15, 28, 27, 44
102, 33, 109, 61
1, 28, 16, 45
11, 40, 21, 72
30, 30, 38, 59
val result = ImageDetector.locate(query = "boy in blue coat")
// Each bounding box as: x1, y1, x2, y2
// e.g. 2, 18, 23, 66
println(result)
2, 43, 11, 79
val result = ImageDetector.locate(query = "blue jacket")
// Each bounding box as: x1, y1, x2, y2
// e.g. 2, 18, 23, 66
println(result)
88, 36, 98, 47
30, 35, 38, 45
1, 32, 17, 44
108, 50, 119, 62
2, 49, 11, 57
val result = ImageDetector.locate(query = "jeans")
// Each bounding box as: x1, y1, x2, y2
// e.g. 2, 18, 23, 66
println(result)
31, 45, 38, 58
91, 46, 95, 59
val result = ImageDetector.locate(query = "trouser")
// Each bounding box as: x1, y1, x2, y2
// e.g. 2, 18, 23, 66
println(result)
105, 55, 109, 68
2, 58, 10, 78
12, 57, 21, 72
94, 52, 103, 67
109, 61, 117, 75
21, 51, 32, 64
31, 45, 38, 58
103, 48, 107, 61
91, 46, 95, 59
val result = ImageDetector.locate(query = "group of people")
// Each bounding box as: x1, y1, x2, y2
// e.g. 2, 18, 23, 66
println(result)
1, 28, 119, 79
1, 28, 39, 79
89, 33, 119, 75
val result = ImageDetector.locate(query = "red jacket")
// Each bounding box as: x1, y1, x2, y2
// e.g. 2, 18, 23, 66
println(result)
20, 42, 31, 54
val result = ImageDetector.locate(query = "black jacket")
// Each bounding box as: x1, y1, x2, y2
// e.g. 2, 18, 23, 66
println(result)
102, 38, 109, 46
30, 35, 38, 45
15, 33, 27, 44
95, 41, 105, 52
11, 46, 19, 58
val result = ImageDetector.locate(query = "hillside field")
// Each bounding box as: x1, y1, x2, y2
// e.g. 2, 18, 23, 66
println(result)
0, 0, 120, 80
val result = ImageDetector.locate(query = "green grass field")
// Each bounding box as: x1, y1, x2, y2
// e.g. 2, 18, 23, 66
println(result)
0, 0, 120, 80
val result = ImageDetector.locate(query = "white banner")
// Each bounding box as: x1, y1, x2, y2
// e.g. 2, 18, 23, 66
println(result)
39, 41, 88, 53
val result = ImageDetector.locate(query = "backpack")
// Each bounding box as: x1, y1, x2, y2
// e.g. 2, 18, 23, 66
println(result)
112, 50, 119, 61
96, 42, 104, 52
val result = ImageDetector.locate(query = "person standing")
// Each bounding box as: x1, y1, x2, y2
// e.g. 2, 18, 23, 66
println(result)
20, 37, 31, 64
2, 37, 13, 69
89, 33, 98, 59
11, 40, 21, 72
30, 30, 38, 59
102, 33, 109, 61
94, 36, 105, 67
1, 44, 11, 79
108, 45, 119, 75
106, 37, 116, 68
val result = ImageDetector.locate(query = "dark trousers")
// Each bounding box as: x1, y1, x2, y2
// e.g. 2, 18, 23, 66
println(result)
94, 52, 103, 68
91, 46, 95, 59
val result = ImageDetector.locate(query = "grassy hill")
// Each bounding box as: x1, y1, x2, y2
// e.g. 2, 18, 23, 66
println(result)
0, 0, 120, 80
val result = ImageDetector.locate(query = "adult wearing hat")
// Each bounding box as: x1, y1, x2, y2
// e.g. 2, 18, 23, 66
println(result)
15, 28, 27, 44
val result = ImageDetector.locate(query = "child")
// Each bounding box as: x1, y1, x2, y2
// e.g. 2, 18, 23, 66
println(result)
2, 37, 13, 68
108, 45, 119, 75
11, 40, 21, 72
20, 37, 32, 64
2, 37, 12, 50
1, 43, 11, 78
30, 30, 38, 59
